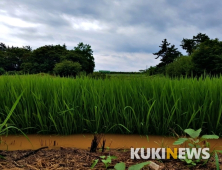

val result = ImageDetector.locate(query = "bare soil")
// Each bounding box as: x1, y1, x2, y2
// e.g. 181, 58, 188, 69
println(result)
0, 147, 221, 170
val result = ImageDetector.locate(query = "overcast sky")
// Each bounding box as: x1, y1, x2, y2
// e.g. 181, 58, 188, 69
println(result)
1, 0, 222, 71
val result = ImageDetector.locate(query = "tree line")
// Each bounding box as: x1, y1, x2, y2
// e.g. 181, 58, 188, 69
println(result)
148, 33, 222, 77
0, 42, 95, 77
1, 33, 222, 78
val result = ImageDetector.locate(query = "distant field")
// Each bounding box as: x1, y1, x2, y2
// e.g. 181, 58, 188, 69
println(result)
108, 73, 147, 78
0, 74, 222, 136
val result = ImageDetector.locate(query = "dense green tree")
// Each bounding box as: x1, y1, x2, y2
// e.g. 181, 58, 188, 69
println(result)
180, 33, 210, 55
0, 45, 31, 71
0, 42, 95, 75
30, 44, 67, 73
53, 60, 82, 77
20, 62, 33, 74
7, 46, 31, 71
145, 66, 158, 75
62, 50, 83, 62
191, 38, 222, 76
153, 39, 182, 70
0, 51, 6, 69
0, 67, 5, 75
0, 43, 7, 51
0, 43, 7, 70
73, 42, 95, 74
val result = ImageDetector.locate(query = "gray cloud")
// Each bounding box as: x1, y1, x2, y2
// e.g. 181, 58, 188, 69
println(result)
1, 0, 222, 71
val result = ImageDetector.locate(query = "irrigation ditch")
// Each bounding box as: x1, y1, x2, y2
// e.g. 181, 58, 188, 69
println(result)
0, 133, 222, 169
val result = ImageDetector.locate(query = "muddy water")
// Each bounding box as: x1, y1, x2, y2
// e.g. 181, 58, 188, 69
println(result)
0, 134, 221, 151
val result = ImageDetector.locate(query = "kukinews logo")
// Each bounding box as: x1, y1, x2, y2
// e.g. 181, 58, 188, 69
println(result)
131, 148, 210, 160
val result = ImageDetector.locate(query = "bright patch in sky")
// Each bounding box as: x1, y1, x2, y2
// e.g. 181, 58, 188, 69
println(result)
62, 14, 105, 31
0, 14, 40, 28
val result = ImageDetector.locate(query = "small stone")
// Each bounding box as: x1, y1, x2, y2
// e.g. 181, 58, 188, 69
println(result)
11, 153, 17, 159
148, 161, 160, 170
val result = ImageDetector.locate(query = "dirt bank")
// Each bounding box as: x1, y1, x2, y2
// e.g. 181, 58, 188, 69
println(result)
0, 147, 221, 170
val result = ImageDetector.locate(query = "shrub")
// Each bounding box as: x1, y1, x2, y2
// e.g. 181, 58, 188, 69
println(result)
166, 55, 194, 77
145, 66, 166, 76
88, 72, 110, 79
76, 71, 87, 78
17, 71, 24, 75
53, 60, 82, 77
6, 71, 17, 75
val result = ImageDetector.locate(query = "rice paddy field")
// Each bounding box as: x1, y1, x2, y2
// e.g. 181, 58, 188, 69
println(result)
0, 74, 222, 136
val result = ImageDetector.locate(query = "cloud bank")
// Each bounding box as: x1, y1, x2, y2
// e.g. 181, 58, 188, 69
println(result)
1, 0, 222, 71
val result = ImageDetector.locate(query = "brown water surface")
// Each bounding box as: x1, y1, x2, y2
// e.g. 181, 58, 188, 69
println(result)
0, 134, 221, 151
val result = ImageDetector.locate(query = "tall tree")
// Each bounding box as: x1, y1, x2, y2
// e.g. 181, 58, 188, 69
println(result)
180, 33, 210, 55
73, 42, 95, 74
191, 38, 222, 76
153, 39, 182, 68
0, 43, 8, 70
0, 43, 7, 51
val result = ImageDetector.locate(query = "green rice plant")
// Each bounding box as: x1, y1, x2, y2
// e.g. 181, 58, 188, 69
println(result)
1, 91, 24, 134
0, 74, 222, 136
0, 91, 32, 158
154, 138, 169, 148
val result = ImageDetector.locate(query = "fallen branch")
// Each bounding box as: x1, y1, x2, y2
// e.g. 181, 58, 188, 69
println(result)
14, 146, 48, 161
13, 161, 24, 168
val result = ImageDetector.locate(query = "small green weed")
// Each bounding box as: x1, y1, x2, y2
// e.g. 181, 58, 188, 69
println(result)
173, 128, 222, 169
91, 155, 151, 170
91, 155, 117, 169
